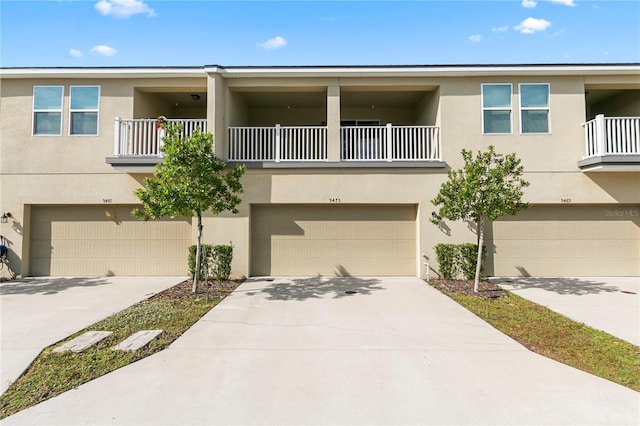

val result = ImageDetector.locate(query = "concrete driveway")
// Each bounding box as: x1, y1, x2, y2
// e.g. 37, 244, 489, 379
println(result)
492, 277, 640, 346
3, 276, 638, 425
0, 276, 184, 394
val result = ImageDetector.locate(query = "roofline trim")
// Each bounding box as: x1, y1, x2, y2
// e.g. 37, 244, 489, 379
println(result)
2, 63, 639, 79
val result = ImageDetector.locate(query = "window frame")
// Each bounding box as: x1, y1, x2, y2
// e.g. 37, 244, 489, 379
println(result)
68, 85, 100, 136
32, 85, 64, 136
481, 83, 513, 135
519, 83, 550, 135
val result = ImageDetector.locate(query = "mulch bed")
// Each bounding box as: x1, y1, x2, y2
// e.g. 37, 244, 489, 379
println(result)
150, 278, 244, 301
429, 279, 509, 299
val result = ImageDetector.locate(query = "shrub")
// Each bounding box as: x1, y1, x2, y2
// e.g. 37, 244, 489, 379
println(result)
435, 244, 458, 279
211, 244, 233, 281
435, 243, 486, 280
188, 244, 233, 281
458, 243, 486, 280
188, 244, 213, 280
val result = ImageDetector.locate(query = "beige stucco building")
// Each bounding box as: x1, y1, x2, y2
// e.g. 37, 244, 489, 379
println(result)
1, 64, 639, 279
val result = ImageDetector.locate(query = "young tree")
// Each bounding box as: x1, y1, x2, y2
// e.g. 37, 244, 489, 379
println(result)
133, 121, 246, 293
430, 146, 529, 292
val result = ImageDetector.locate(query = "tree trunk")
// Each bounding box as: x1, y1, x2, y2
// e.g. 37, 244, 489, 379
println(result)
474, 219, 485, 293
192, 212, 203, 294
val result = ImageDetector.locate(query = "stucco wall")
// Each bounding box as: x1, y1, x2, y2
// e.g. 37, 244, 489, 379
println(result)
2, 68, 638, 278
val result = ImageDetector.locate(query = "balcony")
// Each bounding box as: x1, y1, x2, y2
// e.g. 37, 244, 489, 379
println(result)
229, 125, 328, 162
106, 118, 207, 171
228, 124, 442, 167
579, 115, 640, 172
340, 125, 440, 162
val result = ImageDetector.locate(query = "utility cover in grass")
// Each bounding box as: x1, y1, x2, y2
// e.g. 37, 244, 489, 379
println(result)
112, 330, 163, 352
53, 331, 113, 353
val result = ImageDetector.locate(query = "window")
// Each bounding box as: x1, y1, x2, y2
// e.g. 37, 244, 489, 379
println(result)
520, 83, 550, 134
482, 84, 512, 134
33, 86, 63, 135
69, 86, 100, 135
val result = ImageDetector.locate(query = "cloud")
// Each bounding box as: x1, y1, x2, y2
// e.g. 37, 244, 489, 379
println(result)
94, 0, 156, 18
514, 17, 552, 34
90, 45, 118, 56
522, 0, 537, 8
550, 0, 576, 6
68, 48, 83, 58
492, 25, 509, 33
468, 34, 482, 43
257, 36, 287, 50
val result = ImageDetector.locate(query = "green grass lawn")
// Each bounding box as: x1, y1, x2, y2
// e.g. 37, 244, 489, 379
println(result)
432, 281, 640, 392
0, 282, 232, 419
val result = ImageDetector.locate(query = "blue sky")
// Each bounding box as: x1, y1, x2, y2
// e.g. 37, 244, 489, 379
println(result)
1, 0, 639, 67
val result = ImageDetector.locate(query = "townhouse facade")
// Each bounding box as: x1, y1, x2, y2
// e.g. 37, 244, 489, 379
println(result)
1, 64, 639, 280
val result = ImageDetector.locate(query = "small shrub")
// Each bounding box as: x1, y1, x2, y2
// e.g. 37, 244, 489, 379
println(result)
188, 244, 213, 280
188, 244, 233, 281
435, 243, 486, 280
458, 243, 486, 280
211, 244, 233, 281
435, 244, 458, 280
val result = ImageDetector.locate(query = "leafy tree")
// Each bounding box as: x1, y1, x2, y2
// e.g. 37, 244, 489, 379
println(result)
430, 146, 529, 292
133, 121, 246, 293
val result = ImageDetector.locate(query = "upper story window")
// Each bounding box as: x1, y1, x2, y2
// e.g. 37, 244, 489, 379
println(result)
69, 86, 100, 135
33, 86, 63, 135
482, 84, 512, 134
520, 83, 550, 134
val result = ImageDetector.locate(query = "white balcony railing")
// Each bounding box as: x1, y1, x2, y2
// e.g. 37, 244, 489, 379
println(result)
583, 115, 640, 158
341, 124, 440, 161
113, 118, 207, 156
228, 124, 440, 162
229, 125, 327, 162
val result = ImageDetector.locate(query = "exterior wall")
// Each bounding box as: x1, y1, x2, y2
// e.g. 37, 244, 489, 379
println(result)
250, 107, 326, 126
415, 89, 440, 126
592, 90, 640, 117
2, 65, 638, 279
341, 106, 414, 125
0, 75, 206, 277
202, 169, 495, 278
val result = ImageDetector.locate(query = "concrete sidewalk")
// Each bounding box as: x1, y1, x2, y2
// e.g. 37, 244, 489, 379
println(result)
3, 277, 638, 425
0, 276, 184, 394
492, 277, 640, 346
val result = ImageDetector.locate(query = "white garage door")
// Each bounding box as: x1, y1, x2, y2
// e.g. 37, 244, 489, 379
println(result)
490, 205, 640, 277
251, 205, 417, 276
30, 205, 192, 276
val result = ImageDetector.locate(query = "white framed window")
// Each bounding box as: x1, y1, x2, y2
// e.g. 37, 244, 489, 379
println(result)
33, 86, 63, 135
482, 83, 512, 134
520, 83, 550, 134
69, 86, 100, 135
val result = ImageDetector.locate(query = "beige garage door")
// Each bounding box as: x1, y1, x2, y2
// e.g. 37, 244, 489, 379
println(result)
251, 205, 416, 276
30, 205, 192, 276
490, 205, 640, 277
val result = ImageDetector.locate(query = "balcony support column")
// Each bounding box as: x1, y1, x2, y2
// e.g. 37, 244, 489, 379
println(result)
326, 83, 341, 162
114, 117, 121, 156
386, 123, 393, 162
595, 114, 606, 156
208, 73, 226, 160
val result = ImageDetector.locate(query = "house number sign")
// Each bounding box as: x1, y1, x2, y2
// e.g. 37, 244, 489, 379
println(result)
329, 198, 342, 203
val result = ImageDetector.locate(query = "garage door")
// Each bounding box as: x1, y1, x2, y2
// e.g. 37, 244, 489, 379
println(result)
30, 205, 192, 276
251, 205, 416, 276
490, 205, 640, 277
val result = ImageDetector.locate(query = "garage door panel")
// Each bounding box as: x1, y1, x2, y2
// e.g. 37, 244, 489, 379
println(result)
30, 206, 191, 276
251, 205, 416, 276
492, 205, 640, 277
